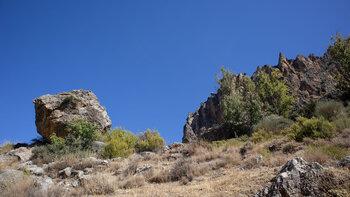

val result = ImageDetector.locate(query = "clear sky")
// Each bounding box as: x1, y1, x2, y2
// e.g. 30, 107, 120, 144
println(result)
1, 1, 350, 145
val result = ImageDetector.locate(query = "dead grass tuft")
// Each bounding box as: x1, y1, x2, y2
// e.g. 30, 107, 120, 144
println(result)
81, 174, 115, 195
0, 142, 14, 153
119, 176, 145, 189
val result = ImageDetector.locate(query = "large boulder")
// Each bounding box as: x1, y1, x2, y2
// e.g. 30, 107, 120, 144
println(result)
33, 89, 112, 141
255, 157, 324, 197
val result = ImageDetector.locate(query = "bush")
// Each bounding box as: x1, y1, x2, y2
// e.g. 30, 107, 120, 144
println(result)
251, 129, 274, 143
135, 129, 165, 152
282, 117, 335, 142
253, 115, 293, 135
101, 128, 136, 159
32, 119, 98, 163
334, 118, 350, 131
217, 68, 263, 137
315, 101, 345, 121
256, 69, 295, 118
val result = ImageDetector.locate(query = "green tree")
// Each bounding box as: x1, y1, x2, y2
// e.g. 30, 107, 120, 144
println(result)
218, 68, 263, 137
66, 119, 98, 149
328, 33, 350, 100
256, 69, 295, 118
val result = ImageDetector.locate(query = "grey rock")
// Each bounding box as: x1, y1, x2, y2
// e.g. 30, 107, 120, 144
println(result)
129, 153, 144, 161
34, 176, 53, 191
109, 157, 123, 162
33, 89, 112, 142
27, 165, 45, 176
92, 141, 105, 153
136, 164, 153, 173
113, 170, 122, 176
140, 151, 156, 157
71, 170, 84, 179
169, 153, 182, 160
0, 170, 25, 192
255, 157, 324, 197
338, 155, 350, 169
84, 168, 93, 174
255, 155, 263, 164
72, 179, 80, 188
59, 167, 72, 178
8, 147, 32, 162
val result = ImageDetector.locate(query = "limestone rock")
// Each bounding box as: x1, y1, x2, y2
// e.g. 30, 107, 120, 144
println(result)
255, 157, 324, 197
136, 164, 153, 173
33, 89, 112, 141
8, 147, 32, 162
338, 155, 350, 169
59, 167, 72, 178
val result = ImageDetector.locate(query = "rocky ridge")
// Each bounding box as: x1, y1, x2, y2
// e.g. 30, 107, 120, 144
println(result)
183, 52, 340, 143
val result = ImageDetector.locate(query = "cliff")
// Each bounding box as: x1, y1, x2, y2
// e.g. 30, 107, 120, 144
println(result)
183, 52, 340, 143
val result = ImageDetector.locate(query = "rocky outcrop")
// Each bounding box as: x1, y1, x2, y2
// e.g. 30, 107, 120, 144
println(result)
183, 52, 340, 143
33, 89, 112, 142
255, 157, 324, 197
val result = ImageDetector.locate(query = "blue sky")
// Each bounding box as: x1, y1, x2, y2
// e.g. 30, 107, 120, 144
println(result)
1, 1, 350, 144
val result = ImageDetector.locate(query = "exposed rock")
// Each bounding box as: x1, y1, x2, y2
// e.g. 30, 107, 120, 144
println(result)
84, 168, 93, 174
255, 157, 324, 197
59, 167, 72, 178
168, 153, 183, 160
92, 141, 105, 153
136, 164, 153, 173
71, 170, 84, 179
33, 89, 112, 141
33, 176, 53, 191
8, 147, 32, 162
183, 52, 340, 142
140, 151, 156, 158
27, 165, 45, 176
338, 155, 350, 169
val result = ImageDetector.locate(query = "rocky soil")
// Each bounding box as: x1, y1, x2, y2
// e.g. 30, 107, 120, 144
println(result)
1, 138, 349, 197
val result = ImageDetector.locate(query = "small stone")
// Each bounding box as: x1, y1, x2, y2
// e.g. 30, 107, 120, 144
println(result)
136, 164, 153, 173
84, 168, 93, 174
59, 167, 72, 178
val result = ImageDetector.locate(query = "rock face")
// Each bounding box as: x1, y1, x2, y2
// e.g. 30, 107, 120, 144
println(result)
33, 89, 112, 142
183, 52, 340, 143
255, 157, 324, 197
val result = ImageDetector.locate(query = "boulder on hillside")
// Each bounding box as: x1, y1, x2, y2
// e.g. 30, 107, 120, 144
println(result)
33, 90, 112, 142
255, 157, 324, 197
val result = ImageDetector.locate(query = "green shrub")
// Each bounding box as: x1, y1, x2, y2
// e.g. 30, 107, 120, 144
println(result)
256, 69, 295, 118
102, 127, 136, 159
65, 119, 99, 149
135, 129, 165, 152
32, 119, 98, 163
251, 129, 273, 143
334, 117, 350, 131
315, 101, 344, 121
282, 117, 335, 142
253, 115, 293, 135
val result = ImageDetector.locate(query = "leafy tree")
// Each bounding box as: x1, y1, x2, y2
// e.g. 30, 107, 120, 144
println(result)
256, 69, 295, 117
328, 33, 350, 100
218, 68, 263, 137
135, 129, 165, 152
102, 127, 136, 159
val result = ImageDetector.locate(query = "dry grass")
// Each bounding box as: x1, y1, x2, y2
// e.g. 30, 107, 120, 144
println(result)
0, 142, 14, 153
317, 167, 350, 195
1, 176, 69, 197
119, 176, 145, 189
81, 174, 115, 195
